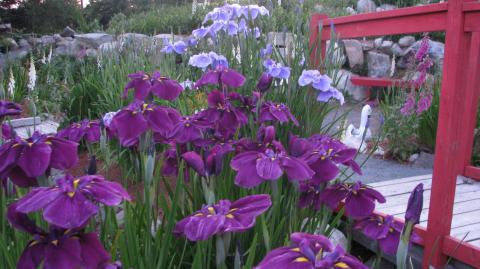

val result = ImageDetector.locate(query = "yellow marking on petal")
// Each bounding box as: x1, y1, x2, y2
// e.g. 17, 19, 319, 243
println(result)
27, 142, 33, 147
45, 141, 52, 145
294, 257, 309, 263
12, 143, 21, 148
194, 213, 203, 217
64, 229, 71, 235
270, 157, 275, 161
389, 228, 394, 233
291, 248, 301, 252
335, 262, 350, 268
228, 208, 238, 213
226, 214, 234, 219
320, 156, 326, 160
73, 179, 80, 190
28, 241, 39, 247
327, 148, 333, 155
208, 207, 215, 215
51, 240, 59, 246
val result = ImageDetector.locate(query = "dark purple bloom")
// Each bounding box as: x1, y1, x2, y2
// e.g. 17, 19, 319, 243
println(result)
111, 101, 180, 147
7, 204, 113, 269
203, 90, 248, 136
14, 174, 130, 229
298, 182, 323, 210
231, 126, 314, 188
171, 112, 212, 144
194, 65, 246, 89
123, 71, 183, 101
259, 101, 299, 126
1, 122, 13, 140
354, 214, 420, 255
256, 73, 273, 93
174, 194, 271, 241
57, 119, 101, 143
0, 100, 22, 120
161, 146, 179, 176
289, 135, 361, 184
182, 151, 206, 177
405, 183, 424, 225
254, 232, 367, 269
0, 132, 78, 187
319, 181, 385, 219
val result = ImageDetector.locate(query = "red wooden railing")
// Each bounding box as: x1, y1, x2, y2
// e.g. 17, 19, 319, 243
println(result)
310, 1, 480, 268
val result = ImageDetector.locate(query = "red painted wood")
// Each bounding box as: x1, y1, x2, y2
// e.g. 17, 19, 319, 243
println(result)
442, 236, 480, 269
465, 11, 480, 32
309, 14, 328, 67
319, 3, 448, 40
464, 166, 480, 181
350, 76, 412, 88
423, 0, 470, 268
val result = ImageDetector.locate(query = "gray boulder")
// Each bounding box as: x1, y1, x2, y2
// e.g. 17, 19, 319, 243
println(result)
75, 33, 114, 49
398, 36, 415, 47
54, 39, 83, 57
391, 43, 404, 56
357, 0, 377, 13
336, 69, 368, 101
98, 41, 121, 54
153, 34, 184, 44
361, 40, 375, 51
377, 4, 397, 11
60, 26, 76, 38
342, 39, 364, 69
326, 40, 346, 66
0, 23, 11, 33
367, 51, 391, 78
374, 37, 383, 48
18, 39, 31, 49
86, 48, 97, 58
5, 48, 29, 62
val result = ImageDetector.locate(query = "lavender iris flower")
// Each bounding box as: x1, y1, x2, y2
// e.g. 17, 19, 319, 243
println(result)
174, 194, 271, 241
189, 53, 214, 70
298, 70, 344, 104
319, 181, 386, 219
193, 26, 211, 39
260, 44, 273, 59
14, 174, 131, 229
0, 100, 22, 120
0, 132, 78, 187
231, 126, 314, 188
254, 232, 367, 269
111, 101, 180, 147
194, 65, 246, 89
263, 59, 291, 79
7, 204, 114, 269
259, 101, 299, 126
355, 215, 420, 255
187, 38, 198, 47
57, 119, 101, 143
123, 71, 183, 101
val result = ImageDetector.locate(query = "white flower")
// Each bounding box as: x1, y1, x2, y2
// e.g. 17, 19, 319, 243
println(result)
7, 68, 15, 97
47, 46, 52, 64
27, 55, 36, 92
102, 111, 118, 127
40, 51, 46, 64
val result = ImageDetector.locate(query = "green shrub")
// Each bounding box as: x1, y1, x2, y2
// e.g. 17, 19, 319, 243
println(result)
107, 5, 207, 35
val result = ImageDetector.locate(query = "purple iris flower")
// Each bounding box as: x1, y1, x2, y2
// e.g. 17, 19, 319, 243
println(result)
171, 111, 212, 144
1, 122, 13, 140
7, 204, 114, 269
259, 101, 299, 126
289, 134, 361, 183
193, 26, 211, 39
174, 194, 271, 241
14, 174, 130, 229
238, 18, 247, 33
194, 65, 246, 89
263, 59, 291, 79
187, 38, 198, 47
189, 53, 214, 70
122, 71, 183, 101
111, 101, 180, 147
209, 52, 229, 68
240, 5, 269, 20
203, 90, 248, 136
161, 146, 179, 177
225, 21, 239, 36
298, 182, 324, 210
183, 136, 235, 176
256, 73, 273, 93
254, 232, 367, 269
57, 119, 101, 143
319, 181, 386, 219
355, 214, 420, 255
298, 70, 344, 105
0, 100, 22, 120
405, 183, 424, 225
231, 126, 314, 188
0, 132, 78, 187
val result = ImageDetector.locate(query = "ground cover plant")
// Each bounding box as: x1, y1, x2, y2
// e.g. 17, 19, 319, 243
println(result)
0, 3, 423, 269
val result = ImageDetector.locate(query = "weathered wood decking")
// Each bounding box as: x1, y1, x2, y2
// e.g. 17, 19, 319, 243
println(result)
369, 174, 480, 247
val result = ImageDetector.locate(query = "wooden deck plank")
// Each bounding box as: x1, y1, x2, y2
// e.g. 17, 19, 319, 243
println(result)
371, 174, 480, 247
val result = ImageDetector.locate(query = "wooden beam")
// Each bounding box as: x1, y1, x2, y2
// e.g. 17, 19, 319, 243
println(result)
319, 3, 448, 40
443, 236, 480, 269
350, 76, 413, 88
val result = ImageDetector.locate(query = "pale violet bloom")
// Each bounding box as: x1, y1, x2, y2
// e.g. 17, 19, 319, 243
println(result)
162, 40, 188, 55
209, 52, 228, 68
238, 18, 247, 33
240, 5, 270, 20
187, 38, 198, 47
225, 21, 239, 36
103, 111, 118, 128
180, 80, 194, 90
193, 27, 211, 39
298, 69, 344, 104
263, 59, 290, 79
260, 44, 273, 59
189, 53, 213, 69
